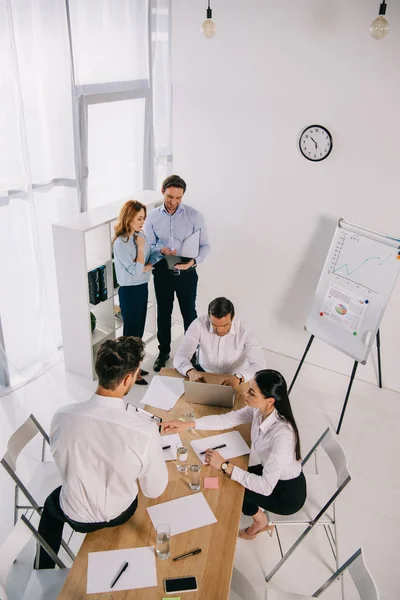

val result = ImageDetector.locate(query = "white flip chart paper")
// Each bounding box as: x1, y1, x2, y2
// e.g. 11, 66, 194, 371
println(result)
87, 546, 157, 594
147, 492, 217, 536
190, 431, 251, 465
141, 375, 184, 410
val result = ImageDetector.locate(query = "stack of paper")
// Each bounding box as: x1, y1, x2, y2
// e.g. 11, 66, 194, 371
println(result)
87, 547, 157, 594
160, 433, 182, 461
147, 492, 217, 536
141, 376, 184, 411
190, 431, 251, 465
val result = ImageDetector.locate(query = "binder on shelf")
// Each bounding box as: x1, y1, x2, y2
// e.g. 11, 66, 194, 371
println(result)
98, 265, 108, 301
88, 269, 100, 305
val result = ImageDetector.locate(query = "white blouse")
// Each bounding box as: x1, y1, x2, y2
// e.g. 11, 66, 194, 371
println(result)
195, 407, 301, 496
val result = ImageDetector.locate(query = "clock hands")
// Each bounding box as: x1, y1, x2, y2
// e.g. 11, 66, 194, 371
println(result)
310, 136, 318, 150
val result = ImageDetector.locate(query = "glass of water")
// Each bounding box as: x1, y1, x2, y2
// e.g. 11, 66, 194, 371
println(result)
184, 404, 196, 430
155, 523, 171, 559
176, 445, 188, 473
189, 464, 201, 491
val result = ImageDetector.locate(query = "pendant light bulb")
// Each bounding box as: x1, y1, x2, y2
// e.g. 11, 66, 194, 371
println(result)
201, 2, 216, 38
370, 1, 389, 39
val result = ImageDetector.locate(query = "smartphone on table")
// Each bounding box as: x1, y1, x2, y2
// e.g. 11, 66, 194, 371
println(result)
164, 575, 198, 594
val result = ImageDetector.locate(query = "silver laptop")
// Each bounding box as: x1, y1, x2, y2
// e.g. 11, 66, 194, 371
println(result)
184, 380, 235, 408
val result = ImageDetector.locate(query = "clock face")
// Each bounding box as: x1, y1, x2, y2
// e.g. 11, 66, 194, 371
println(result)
299, 125, 332, 161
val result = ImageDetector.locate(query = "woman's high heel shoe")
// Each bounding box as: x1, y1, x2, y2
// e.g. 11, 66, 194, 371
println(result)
238, 523, 275, 540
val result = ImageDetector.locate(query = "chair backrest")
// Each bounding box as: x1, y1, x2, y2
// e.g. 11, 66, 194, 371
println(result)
313, 548, 379, 599
302, 427, 351, 490
0, 516, 65, 600
1, 414, 48, 471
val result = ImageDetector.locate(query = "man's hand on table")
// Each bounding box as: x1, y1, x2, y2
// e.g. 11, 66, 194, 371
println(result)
186, 368, 205, 383
220, 375, 242, 388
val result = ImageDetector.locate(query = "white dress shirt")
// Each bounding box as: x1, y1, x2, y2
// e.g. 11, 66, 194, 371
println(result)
173, 315, 265, 381
50, 394, 168, 523
195, 408, 301, 496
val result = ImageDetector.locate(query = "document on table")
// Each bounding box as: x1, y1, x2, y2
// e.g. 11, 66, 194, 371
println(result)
147, 492, 217, 536
160, 433, 182, 461
87, 546, 157, 594
141, 375, 184, 410
190, 431, 251, 465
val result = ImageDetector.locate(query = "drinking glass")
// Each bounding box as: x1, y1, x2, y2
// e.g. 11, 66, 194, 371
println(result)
98, 594, 114, 600
189, 464, 201, 491
176, 445, 188, 473
156, 523, 171, 559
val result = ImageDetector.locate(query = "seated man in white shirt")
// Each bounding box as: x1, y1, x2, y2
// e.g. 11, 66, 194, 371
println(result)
173, 297, 266, 388
37, 336, 168, 569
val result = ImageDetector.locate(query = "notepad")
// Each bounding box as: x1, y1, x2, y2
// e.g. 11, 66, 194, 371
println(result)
204, 477, 219, 489
190, 431, 251, 465
147, 492, 217, 536
141, 375, 184, 410
86, 547, 157, 594
160, 433, 182, 461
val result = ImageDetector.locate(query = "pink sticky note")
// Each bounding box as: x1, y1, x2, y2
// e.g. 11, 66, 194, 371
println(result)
204, 477, 219, 489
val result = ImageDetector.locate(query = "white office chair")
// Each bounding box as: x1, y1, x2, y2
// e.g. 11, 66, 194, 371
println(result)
265, 548, 379, 599
0, 413, 75, 562
266, 428, 351, 582
0, 515, 69, 600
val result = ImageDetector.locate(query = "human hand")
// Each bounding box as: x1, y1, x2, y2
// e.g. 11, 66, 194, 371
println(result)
204, 449, 224, 470
135, 234, 145, 249
162, 419, 194, 434
143, 263, 152, 273
175, 259, 195, 271
187, 368, 205, 383
220, 375, 241, 389
161, 247, 177, 256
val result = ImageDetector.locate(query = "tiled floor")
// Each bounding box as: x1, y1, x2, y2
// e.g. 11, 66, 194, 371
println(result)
0, 325, 398, 599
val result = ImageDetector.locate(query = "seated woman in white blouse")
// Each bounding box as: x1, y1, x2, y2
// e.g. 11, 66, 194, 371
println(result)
163, 369, 306, 540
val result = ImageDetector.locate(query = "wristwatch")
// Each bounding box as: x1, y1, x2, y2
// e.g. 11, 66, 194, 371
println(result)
235, 373, 244, 384
221, 461, 230, 475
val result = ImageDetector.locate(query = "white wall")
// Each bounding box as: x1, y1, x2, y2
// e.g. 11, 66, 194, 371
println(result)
171, 0, 400, 392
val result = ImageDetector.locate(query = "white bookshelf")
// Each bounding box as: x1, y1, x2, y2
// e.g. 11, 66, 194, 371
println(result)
53, 193, 163, 379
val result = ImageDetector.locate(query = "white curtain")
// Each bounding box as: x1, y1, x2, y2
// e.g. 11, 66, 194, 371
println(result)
0, 0, 172, 394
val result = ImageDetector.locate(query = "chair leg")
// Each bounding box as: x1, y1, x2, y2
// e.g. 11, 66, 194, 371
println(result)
14, 485, 18, 525
323, 524, 336, 560
265, 523, 314, 582
275, 526, 284, 559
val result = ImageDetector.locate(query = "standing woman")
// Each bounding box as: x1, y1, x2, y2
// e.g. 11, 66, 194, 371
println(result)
163, 369, 306, 538
113, 200, 161, 384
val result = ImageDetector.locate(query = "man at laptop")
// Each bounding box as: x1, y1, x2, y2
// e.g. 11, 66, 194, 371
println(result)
173, 297, 265, 387
145, 175, 211, 372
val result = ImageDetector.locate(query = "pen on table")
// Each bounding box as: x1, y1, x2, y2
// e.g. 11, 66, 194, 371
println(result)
200, 443, 227, 455
110, 561, 129, 588
162, 445, 171, 450
172, 548, 202, 561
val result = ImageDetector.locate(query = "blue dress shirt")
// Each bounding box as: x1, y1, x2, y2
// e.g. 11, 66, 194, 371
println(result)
144, 203, 211, 264
113, 233, 161, 287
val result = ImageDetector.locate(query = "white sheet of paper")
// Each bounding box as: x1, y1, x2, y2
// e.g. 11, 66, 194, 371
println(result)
160, 433, 182, 461
190, 431, 251, 465
87, 546, 157, 594
147, 492, 217, 536
181, 228, 200, 258
140, 375, 184, 410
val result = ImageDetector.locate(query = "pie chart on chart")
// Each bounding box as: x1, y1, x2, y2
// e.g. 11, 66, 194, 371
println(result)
335, 304, 347, 316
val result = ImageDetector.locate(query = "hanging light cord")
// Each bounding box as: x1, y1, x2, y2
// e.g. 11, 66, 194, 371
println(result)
379, 1, 387, 15
207, 0, 212, 19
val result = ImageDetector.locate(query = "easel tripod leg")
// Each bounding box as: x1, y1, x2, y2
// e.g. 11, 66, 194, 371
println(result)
288, 335, 315, 394
336, 361, 358, 435
376, 329, 382, 389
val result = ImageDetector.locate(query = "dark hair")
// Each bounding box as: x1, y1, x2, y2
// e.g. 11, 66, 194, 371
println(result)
95, 336, 145, 390
208, 297, 235, 319
161, 174, 187, 193
254, 370, 301, 461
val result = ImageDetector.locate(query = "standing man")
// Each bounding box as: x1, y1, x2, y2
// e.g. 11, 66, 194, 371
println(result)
145, 175, 211, 371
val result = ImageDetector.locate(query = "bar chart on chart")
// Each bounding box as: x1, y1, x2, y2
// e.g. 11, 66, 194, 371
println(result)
327, 231, 398, 296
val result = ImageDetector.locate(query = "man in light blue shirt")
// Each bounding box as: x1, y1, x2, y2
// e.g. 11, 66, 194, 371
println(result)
145, 174, 211, 371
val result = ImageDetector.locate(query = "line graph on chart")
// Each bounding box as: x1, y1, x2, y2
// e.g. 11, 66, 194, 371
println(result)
327, 232, 397, 295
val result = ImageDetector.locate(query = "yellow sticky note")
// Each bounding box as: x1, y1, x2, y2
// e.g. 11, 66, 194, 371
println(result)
178, 417, 186, 422
162, 597, 180, 600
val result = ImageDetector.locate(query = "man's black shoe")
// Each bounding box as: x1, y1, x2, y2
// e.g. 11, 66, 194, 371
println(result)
153, 353, 170, 372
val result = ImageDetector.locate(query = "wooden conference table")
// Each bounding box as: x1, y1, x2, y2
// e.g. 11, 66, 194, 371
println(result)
58, 368, 251, 600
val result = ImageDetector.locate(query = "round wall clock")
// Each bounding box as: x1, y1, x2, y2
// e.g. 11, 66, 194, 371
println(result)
299, 125, 333, 162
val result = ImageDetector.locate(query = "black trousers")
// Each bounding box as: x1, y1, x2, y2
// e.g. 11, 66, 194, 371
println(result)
242, 465, 307, 517
118, 283, 148, 338
37, 487, 138, 569
153, 260, 198, 355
